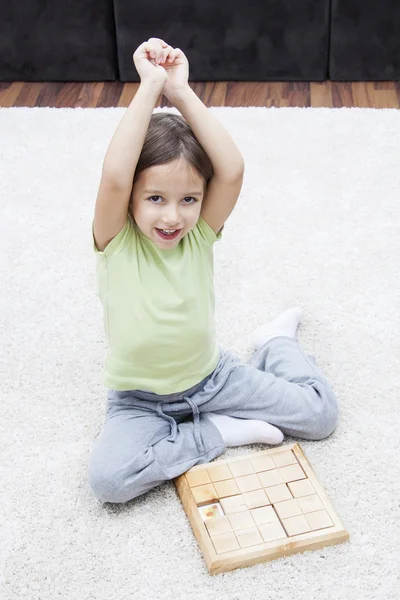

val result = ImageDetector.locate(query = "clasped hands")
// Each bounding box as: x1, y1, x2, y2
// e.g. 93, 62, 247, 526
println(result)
133, 37, 190, 99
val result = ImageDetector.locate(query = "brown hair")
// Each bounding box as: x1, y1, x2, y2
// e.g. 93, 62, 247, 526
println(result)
129, 112, 214, 219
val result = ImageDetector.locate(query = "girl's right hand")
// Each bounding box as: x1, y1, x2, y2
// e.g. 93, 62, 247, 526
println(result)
133, 38, 173, 87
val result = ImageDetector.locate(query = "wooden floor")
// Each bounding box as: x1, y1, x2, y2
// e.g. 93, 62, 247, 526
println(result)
1, 81, 400, 108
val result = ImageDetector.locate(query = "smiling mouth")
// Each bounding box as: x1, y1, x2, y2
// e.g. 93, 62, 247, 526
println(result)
155, 228, 182, 241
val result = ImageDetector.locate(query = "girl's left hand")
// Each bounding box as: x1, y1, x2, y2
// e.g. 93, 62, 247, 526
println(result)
149, 40, 189, 98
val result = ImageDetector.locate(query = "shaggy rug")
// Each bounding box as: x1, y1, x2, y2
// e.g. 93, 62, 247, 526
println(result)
1, 105, 399, 599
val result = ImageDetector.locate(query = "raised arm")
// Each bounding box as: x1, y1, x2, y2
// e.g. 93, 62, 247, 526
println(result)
163, 49, 245, 235
93, 39, 169, 252
167, 86, 245, 234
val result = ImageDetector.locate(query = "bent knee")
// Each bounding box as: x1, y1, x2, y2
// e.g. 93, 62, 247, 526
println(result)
88, 462, 144, 504
307, 388, 339, 440
89, 466, 127, 504
88, 445, 167, 504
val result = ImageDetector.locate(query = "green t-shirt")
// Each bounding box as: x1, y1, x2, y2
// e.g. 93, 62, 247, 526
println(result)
93, 215, 222, 394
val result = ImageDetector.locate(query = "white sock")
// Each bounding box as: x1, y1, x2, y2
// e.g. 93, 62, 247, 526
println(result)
249, 307, 303, 350
207, 413, 284, 447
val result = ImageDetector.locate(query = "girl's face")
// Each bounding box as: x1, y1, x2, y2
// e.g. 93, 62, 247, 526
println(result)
131, 158, 205, 250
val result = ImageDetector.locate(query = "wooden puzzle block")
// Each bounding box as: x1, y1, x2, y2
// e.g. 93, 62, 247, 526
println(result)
242, 489, 270, 509
207, 464, 233, 482
228, 510, 255, 531
281, 514, 312, 536
235, 527, 264, 548
211, 532, 240, 554
213, 479, 240, 498
258, 521, 287, 543
278, 463, 306, 483
250, 505, 279, 526
297, 494, 325, 513
191, 483, 218, 504
258, 469, 284, 488
272, 451, 298, 467
249, 455, 276, 472
174, 443, 349, 575
265, 483, 293, 503
273, 498, 303, 520
205, 516, 233, 537
306, 510, 334, 531
229, 459, 255, 477
220, 494, 248, 514
288, 478, 316, 498
186, 469, 211, 487
235, 474, 262, 493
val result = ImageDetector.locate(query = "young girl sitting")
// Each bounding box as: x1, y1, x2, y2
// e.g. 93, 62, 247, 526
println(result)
89, 38, 339, 504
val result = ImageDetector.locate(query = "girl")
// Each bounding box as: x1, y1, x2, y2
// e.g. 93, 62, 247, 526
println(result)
89, 38, 338, 504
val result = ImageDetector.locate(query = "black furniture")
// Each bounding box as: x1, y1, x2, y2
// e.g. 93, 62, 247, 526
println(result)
1, 0, 399, 82
115, 0, 331, 82
1, 1, 118, 81
330, 0, 400, 80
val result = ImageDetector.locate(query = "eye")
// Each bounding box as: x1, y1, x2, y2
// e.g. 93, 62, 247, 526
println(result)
148, 196, 198, 204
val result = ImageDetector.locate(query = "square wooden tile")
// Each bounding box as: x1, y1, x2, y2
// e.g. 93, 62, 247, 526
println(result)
265, 484, 293, 504
235, 474, 262, 493
228, 511, 255, 531
229, 460, 255, 477
306, 510, 334, 531
258, 521, 288, 543
279, 463, 306, 483
273, 499, 303, 520
191, 483, 218, 505
214, 479, 240, 498
297, 494, 325, 514
205, 516, 233, 537
235, 527, 264, 548
207, 464, 233, 482
211, 532, 240, 554
250, 455, 276, 472
250, 505, 279, 526
243, 489, 270, 509
282, 515, 312, 536
272, 451, 298, 468
258, 469, 284, 488
288, 479, 316, 498
186, 469, 211, 487
220, 494, 248, 514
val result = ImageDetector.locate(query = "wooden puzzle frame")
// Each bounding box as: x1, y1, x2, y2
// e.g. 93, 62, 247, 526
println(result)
174, 443, 349, 575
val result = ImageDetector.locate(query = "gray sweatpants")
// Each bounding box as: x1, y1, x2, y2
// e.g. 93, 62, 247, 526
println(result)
88, 336, 339, 504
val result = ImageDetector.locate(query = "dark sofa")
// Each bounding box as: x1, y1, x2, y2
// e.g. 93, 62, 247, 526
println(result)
330, 0, 400, 80
1, 0, 399, 82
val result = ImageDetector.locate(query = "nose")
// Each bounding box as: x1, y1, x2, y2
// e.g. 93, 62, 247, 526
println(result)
162, 205, 181, 227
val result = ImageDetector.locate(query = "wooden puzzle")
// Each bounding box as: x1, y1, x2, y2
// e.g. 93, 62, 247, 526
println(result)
174, 443, 349, 575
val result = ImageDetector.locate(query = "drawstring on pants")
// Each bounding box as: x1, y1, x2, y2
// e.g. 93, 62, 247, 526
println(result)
155, 396, 205, 454
156, 403, 178, 442
184, 396, 205, 453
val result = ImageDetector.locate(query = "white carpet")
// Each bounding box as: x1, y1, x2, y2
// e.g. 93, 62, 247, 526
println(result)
1, 105, 399, 599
